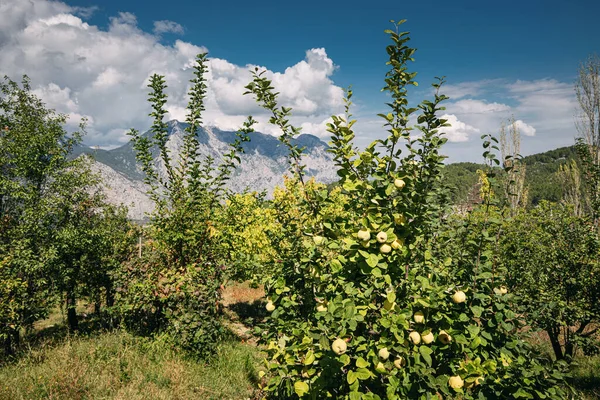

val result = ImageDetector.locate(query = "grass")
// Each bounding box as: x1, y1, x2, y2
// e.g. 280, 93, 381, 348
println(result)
0, 330, 262, 400
2, 282, 598, 399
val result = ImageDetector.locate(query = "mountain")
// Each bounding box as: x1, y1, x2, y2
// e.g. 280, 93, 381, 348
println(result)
79, 120, 338, 220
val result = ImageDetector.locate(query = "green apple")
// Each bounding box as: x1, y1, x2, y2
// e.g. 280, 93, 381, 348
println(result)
394, 178, 405, 189
421, 331, 434, 344
378, 348, 390, 361
448, 375, 464, 390
413, 311, 425, 324
266, 301, 275, 312
409, 331, 421, 345
391, 238, 404, 250
393, 357, 405, 369
452, 290, 466, 304
375, 361, 386, 373
331, 338, 347, 355
438, 330, 452, 344
357, 229, 371, 241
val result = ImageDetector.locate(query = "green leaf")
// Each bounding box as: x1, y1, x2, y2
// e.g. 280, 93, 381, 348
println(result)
356, 357, 370, 368
294, 381, 310, 397
419, 346, 433, 366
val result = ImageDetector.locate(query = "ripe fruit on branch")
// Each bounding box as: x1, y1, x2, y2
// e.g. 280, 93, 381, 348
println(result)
393, 357, 405, 369
409, 331, 421, 345
413, 311, 425, 324
357, 229, 371, 241
380, 244, 392, 254
421, 331, 434, 344
452, 291, 466, 304
494, 286, 508, 295
448, 375, 464, 390
394, 178, 406, 189
378, 348, 390, 361
375, 362, 386, 373
438, 330, 452, 344
331, 338, 347, 355
376, 231, 388, 243
266, 301, 275, 312
316, 303, 327, 312
391, 238, 404, 250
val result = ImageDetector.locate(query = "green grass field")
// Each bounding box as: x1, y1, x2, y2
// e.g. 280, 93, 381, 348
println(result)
0, 331, 262, 400
1, 283, 598, 399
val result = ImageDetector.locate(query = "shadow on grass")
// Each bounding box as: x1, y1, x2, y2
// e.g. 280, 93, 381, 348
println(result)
227, 299, 267, 327
1, 313, 117, 367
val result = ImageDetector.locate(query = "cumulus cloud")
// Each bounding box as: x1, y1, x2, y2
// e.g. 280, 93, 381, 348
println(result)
0, 0, 344, 147
514, 119, 536, 137
440, 114, 480, 142
153, 20, 184, 35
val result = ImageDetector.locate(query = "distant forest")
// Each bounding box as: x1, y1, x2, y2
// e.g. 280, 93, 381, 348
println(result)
444, 146, 580, 206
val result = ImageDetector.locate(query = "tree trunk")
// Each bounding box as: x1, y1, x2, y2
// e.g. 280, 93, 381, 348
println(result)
547, 327, 564, 360
106, 284, 114, 308
66, 289, 78, 331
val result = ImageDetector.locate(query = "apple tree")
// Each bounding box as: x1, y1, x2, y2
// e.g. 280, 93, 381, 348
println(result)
246, 21, 572, 399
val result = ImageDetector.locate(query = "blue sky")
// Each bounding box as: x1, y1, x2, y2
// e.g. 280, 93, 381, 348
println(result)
1, 0, 599, 160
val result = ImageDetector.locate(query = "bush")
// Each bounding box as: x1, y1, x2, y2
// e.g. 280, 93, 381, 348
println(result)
246, 21, 572, 399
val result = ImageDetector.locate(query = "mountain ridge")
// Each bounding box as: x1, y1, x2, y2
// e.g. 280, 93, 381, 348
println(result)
78, 120, 338, 220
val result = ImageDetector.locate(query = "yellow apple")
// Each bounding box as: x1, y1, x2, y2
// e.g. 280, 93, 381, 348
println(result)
357, 229, 371, 241
448, 375, 464, 390
380, 244, 392, 254
438, 330, 452, 344
394, 178, 405, 189
413, 311, 425, 324
316, 304, 327, 312
375, 361, 386, 373
421, 331, 434, 344
331, 338, 347, 355
452, 291, 466, 304
391, 238, 404, 250
393, 357, 406, 369
409, 331, 421, 345
499, 286, 508, 294
376, 231, 388, 243
266, 301, 275, 312
378, 348, 390, 361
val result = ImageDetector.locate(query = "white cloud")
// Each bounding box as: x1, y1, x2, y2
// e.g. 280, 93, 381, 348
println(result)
0, 0, 344, 147
442, 79, 499, 100
449, 99, 511, 115
514, 119, 536, 137
153, 20, 184, 35
440, 114, 480, 142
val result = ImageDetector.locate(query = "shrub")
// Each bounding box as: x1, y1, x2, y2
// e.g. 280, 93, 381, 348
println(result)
246, 21, 572, 399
